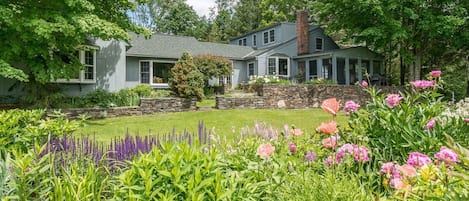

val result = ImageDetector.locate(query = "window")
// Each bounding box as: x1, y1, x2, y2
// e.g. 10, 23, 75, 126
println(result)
140, 61, 150, 84
315, 38, 324, 51
263, 32, 269, 44
253, 35, 257, 46
218, 76, 232, 86
248, 63, 255, 76
263, 29, 275, 44
309, 60, 317, 80
140, 60, 174, 85
238, 38, 247, 46
54, 49, 96, 83
322, 58, 332, 79
267, 57, 290, 77
268, 58, 276, 75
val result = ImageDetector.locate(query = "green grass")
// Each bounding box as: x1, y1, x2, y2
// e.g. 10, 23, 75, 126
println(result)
196, 99, 215, 107
76, 109, 348, 142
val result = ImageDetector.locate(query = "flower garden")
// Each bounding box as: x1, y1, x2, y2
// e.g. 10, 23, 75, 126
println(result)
0, 71, 468, 200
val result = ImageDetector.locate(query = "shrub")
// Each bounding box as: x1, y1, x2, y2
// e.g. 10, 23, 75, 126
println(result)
131, 84, 153, 98
168, 52, 205, 100
0, 109, 81, 158
305, 78, 337, 85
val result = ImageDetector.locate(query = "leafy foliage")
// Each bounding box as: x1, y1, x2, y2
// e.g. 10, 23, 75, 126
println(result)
168, 52, 205, 100
0, 0, 148, 83
0, 110, 81, 158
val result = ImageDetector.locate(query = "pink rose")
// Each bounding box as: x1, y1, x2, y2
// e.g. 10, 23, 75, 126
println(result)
407, 152, 432, 168
288, 143, 297, 154
361, 80, 368, 87
424, 118, 436, 130
257, 143, 275, 159
290, 128, 303, 137
385, 94, 403, 108
434, 146, 460, 166
430, 70, 441, 77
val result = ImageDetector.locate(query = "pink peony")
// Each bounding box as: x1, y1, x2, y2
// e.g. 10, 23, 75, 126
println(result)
321, 98, 340, 116
385, 94, 403, 108
290, 128, 303, 137
317, 121, 338, 135
322, 135, 340, 149
430, 70, 441, 77
407, 152, 432, 168
305, 150, 317, 162
465, 118, 469, 123
352, 145, 370, 162
361, 80, 368, 87
257, 143, 275, 159
398, 164, 417, 177
289, 143, 297, 154
343, 100, 359, 115
434, 146, 460, 166
380, 162, 396, 175
410, 80, 435, 89
424, 118, 436, 130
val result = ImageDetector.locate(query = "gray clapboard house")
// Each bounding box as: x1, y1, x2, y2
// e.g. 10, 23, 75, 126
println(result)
0, 11, 384, 101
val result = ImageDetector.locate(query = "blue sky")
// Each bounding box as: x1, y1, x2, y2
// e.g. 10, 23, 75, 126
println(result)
186, 0, 216, 17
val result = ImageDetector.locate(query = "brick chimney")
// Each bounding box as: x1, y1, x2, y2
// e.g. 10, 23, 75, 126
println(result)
296, 10, 309, 55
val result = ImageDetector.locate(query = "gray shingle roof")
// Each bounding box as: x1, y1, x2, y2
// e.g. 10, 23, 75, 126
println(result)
126, 33, 254, 60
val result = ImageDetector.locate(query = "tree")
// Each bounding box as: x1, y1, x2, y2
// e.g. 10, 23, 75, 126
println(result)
313, 0, 468, 82
260, 0, 308, 25
168, 52, 205, 100
0, 0, 148, 83
193, 54, 232, 85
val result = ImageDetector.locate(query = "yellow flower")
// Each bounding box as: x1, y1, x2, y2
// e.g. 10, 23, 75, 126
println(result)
421, 165, 437, 181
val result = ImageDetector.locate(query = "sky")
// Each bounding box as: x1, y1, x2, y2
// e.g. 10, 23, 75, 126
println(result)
186, 0, 216, 17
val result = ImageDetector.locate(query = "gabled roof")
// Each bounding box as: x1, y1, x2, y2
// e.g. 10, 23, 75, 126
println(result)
126, 33, 254, 60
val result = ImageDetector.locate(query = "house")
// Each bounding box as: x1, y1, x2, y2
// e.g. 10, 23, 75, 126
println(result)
0, 11, 384, 101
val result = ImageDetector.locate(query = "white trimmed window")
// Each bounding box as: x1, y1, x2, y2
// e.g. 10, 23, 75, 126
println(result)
267, 57, 290, 77
247, 62, 255, 76
263, 29, 275, 44
315, 38, 324, 51
139, 60, 174, 86
54, 49, 96, 83
238, 38, 247, 46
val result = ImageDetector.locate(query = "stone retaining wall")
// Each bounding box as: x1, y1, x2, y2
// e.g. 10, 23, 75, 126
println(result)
216, 96, 265, 109
216, 84, 403, 110
57, 98, 196, 119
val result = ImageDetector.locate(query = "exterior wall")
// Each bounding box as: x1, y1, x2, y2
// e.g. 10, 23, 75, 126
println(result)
308, 28, 340, 53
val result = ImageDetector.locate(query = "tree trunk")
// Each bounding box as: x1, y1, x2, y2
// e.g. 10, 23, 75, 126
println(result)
414, 49, 422, 80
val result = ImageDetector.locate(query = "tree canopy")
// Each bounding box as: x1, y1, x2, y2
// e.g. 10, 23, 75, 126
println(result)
0, 0, 148, 83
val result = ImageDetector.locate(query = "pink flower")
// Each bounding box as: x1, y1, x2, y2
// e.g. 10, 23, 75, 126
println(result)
361, 80, 368, 87
305, 150, 317, 162
407, 152, 432, 168
424, 118, 436, 130
352, 145, 370, 162
434, 146, 460, 166
430, 70, 441, 77
343, 100, 359, 115
379, 162, 396, 175
465, 118, 469, 123
289, 143, 297, 154
257, 143, 275, 159
316, 121, 338, 135
322, 135, 340, 149
290, 128, 303, 137
321, 98, 340, 116
385, 94, 403, 108
398, 164, 417, 177
390, 178, 406, 190
410, 80, 435, 89
325, 156, 338, 166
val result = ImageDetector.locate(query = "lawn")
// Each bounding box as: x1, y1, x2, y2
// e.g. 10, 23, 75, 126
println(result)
76, 109, 348, 142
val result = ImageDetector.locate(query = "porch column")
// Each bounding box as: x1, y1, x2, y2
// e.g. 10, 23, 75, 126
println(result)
332, 56, 337, 82
305, 60, 310, 81
357, 59, 362, 81
317, 59, 323, 79
369, 60, 374, 76
345, 58, 350, 85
